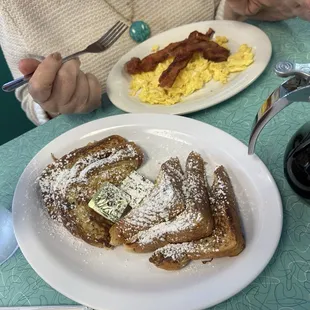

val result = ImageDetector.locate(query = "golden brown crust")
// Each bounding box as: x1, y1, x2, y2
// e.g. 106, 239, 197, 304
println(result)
125, 152, 214, 253
109, 157, 185, 246
149, 254, 190, 271
38, 135, 144, 248
211, 166, 245, 257
150, 165, 245, 270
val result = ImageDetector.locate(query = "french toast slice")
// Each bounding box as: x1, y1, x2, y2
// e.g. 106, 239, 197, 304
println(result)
149, 165, 245, 270
109, 157, 186, 246
125, 152, 214, 253
38, 135, 144, 247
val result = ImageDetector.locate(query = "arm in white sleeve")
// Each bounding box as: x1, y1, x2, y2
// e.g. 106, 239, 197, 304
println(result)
0, 5, 49, 126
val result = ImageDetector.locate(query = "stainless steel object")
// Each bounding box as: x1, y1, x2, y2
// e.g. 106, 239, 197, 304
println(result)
2, 21, 128, 92
248, 61, 310, 155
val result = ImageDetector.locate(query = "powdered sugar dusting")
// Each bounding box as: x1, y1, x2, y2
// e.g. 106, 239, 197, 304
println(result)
117, 158, 185, 239
155, 242, 195, 261
38, 143, 140, 212
120, 171, 154, 208
211, 167, 229, 217
134, 207, 204, 245
150, 166, 235, 266
131, 152, 208, 247
129, 175, 182, 225
38, 200, 94, 254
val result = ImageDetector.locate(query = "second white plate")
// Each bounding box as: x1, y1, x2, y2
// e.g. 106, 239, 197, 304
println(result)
107, 20, 272, 115
13, 114, 282, 310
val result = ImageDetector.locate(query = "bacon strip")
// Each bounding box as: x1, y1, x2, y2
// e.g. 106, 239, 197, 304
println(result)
125, 28, 217, 75
158, 53, 193, 88
169, 41, 229, 62
125, 28, 230, 88
126, 40, 189, 74
188, 29, 215, 41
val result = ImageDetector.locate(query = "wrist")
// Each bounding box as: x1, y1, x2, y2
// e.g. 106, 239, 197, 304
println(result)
33, 102, 50, 125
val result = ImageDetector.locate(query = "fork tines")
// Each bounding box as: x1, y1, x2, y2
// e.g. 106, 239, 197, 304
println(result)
99, 21, 128, 48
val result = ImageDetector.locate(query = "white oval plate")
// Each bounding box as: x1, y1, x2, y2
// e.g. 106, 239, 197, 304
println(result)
13, 114, 282, 310
107, 21, 272, 115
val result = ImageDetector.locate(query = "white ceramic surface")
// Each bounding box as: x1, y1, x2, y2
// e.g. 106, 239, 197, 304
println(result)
13, 114, 282, 310
107, 21, 272, 115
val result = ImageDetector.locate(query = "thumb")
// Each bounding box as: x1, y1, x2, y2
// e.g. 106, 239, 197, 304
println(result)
18, 58, 41, 75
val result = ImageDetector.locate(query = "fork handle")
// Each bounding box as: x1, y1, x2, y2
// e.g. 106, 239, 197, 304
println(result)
2, 74, 32, 92
2, 51, 85, 92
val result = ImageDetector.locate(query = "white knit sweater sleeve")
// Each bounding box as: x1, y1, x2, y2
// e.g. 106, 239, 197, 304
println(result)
0, 6, 48, 125
215, 0, 227, 20
0, 0, 226, 126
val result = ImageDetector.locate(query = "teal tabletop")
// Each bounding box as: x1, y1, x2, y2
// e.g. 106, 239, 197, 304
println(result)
1, 19, 310, 310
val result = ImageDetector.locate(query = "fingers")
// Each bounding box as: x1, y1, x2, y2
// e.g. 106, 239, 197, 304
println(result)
28, 52, 62, 103
82, 73, 102, 113
226, 0, 310, 20
243, 0, 262, 15
226, 0, 261, 16
41, 58, 81, 113
295, 0, 310, 20
18, 59, 40, 75
249, 0, 302, 21
57, 71, 89, 114
298, 9, 310, 20
248, 9, 287, 21
26, 51, 101, 116
57, 72, 101, 115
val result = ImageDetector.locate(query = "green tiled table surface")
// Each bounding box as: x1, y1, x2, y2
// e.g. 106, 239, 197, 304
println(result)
1, 19, 310, 309
0, 49, 35, 145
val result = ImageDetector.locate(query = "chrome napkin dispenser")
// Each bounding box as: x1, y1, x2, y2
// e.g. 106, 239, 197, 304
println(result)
248, 61, 310, 198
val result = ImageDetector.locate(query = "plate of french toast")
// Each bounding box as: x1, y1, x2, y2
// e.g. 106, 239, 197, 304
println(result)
12, 114, 282, 310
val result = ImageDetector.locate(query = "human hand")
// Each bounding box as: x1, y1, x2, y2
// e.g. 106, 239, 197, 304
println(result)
225, 0, 310, 21
18, 53, 102, 118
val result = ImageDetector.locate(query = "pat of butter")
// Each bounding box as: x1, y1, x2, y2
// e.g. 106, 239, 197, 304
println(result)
88, 182, 130, 223
120, 171, 154, 208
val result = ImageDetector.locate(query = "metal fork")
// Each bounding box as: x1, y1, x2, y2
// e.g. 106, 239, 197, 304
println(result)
2, 21, 128, 92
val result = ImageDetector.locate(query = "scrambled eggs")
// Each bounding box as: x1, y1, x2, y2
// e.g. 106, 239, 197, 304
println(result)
129, 36, 254, 105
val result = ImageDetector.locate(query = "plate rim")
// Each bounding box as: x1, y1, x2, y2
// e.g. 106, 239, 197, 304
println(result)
107, 20, 272, 115
12, 114, 283, 310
